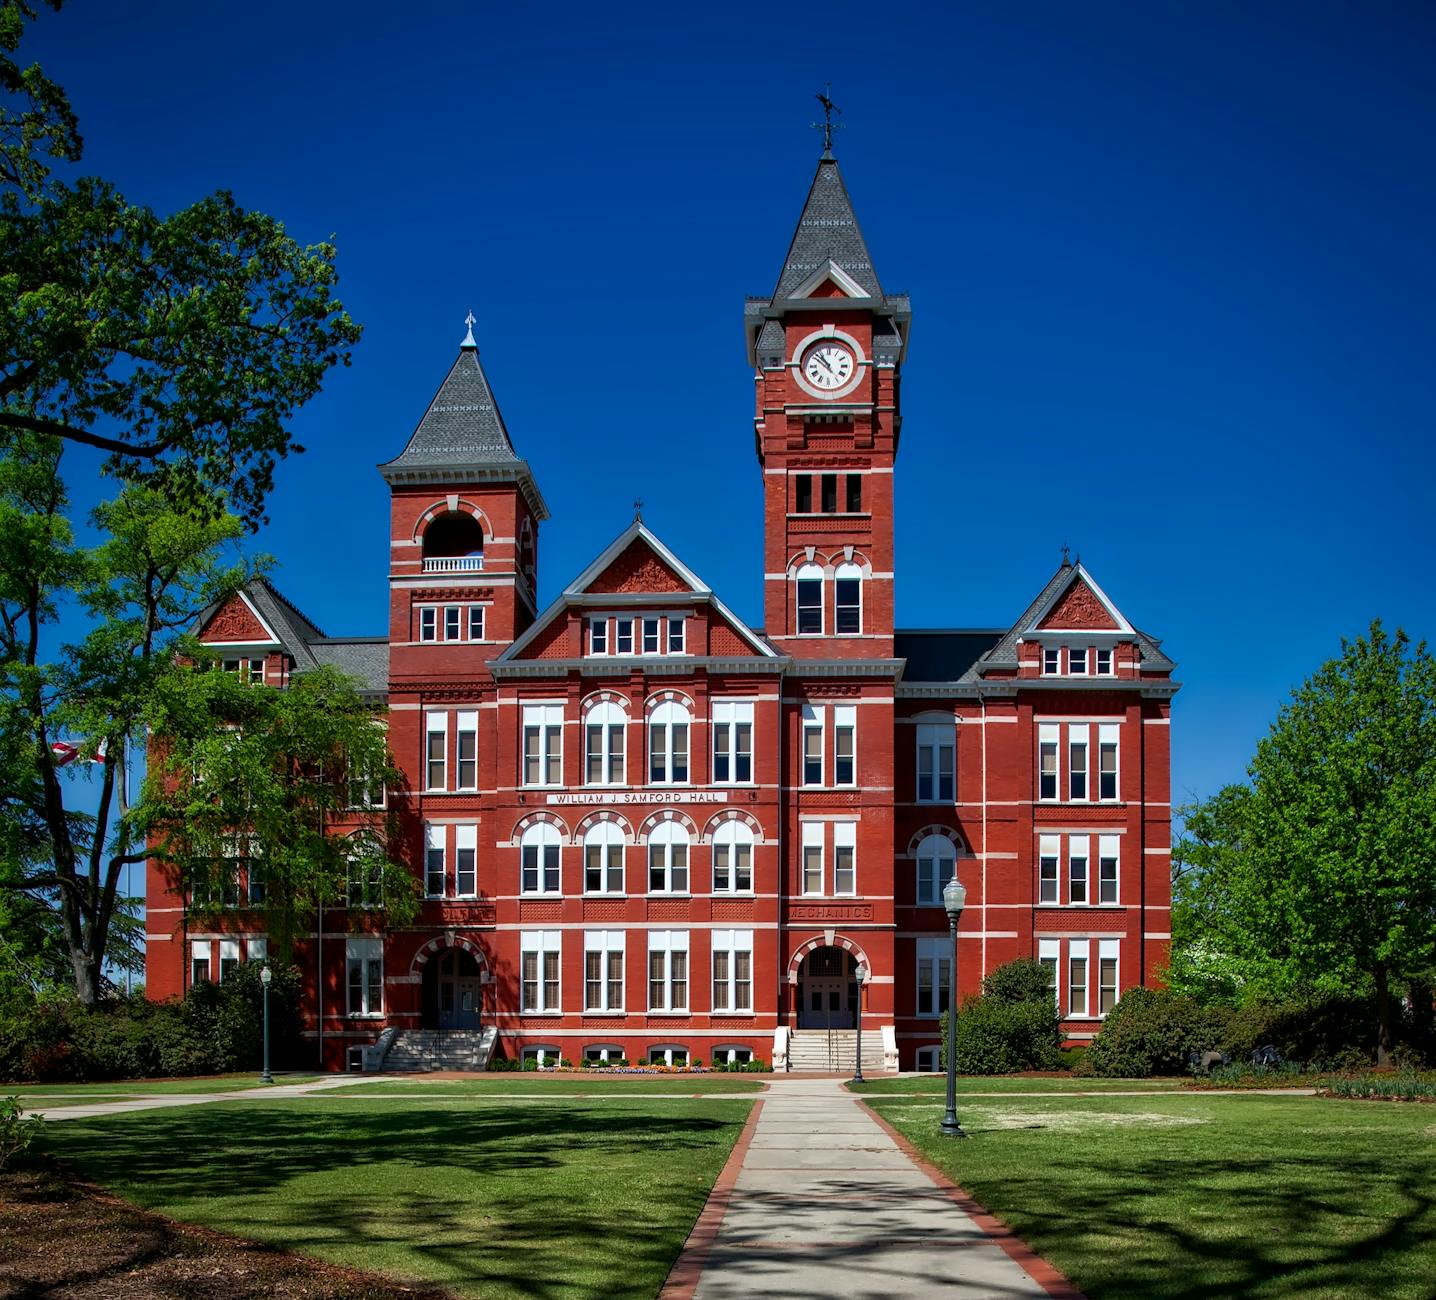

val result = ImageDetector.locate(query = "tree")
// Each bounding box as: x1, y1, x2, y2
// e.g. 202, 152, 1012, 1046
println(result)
1178, 623, 1436, 1063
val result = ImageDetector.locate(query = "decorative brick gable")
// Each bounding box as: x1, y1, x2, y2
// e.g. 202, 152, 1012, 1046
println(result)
586, 540, 689, 595
198, 595, 270, 643
1038, 579, 1119, 630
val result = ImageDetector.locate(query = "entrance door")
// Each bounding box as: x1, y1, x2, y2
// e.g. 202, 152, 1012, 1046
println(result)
433, 949, 483, 1029
796, 947, 858, 1028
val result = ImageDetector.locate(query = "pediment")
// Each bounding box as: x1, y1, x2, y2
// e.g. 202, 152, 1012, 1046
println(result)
789, 259, 869, 301
1028, 568, 1133, 635
585, 539, 692, 596
197, 591, 280, 646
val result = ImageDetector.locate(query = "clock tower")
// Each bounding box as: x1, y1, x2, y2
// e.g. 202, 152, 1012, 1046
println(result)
745, 149, 910, 660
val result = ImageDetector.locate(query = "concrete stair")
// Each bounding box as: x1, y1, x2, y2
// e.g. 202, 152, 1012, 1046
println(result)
380, 1026, 496, 1073
786, 1029, 887, 1073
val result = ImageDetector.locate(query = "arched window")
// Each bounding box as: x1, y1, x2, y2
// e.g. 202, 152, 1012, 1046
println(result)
711, 820, 754, 893
648, 701, 690, 785
346, 834, 383, 909
795, 562, 824, 635
585, 701, 626, 786
584, 822, 625, 894
422, 510, 485, 571
520, 822, 561, 895
648, 822, 690, 894
916, 833, 957, 906
834, 561, 863, 635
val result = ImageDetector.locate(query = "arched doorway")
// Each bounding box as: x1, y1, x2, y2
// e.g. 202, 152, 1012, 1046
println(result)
421, 947, 483, 1029
797, 947, 860, 1029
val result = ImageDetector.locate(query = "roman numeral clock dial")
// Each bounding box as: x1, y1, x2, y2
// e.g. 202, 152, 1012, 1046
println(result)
802, 342, 855, 391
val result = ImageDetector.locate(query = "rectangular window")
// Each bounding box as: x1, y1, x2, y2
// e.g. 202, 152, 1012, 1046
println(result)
833, 822, 856, 896
584, 930, 624, 1012
647, 930, 688, 1011
218, 938, 240, 982
468, 604, 485, 641
1069, 724, 1089, 801
916, 722, 956, 803
456, 710, 478, 790
347, 937, 383, 1016
712, 700, 754, 784
845, 473, 862, 512
521, 930, 561, 1012
1038, 722, 1059, 801
668, 617, 685, 654
916, 937, 951, 1017
584, 834, 624, 894
522, 835, 561, 894
1069, 647, 1087, 676
444, 605, 462, 641
1099, 834, 1119, 904
712, 929, 754, 1013
1096, 647, 1113, 675
248, 937, 268, 963
245, 843, 265, 905
589, 617, 608, 655
425, 711, 447, 791
647, 834, 689, 893
522, 704, 563, 786
616, 619, 634, 655
1038, 938, 1060, 1008
1069, 940, 1090, 1017
801, 704, 824, 785
1043, 646, 1059, 675
425, 824, 445, 897
419, 607, 437, 642
795, 474, 812, 513
801, 822, 824, 896
455, 823, 477, 897
796, 574, 823, 634
821, 473, 837, 513
1069, 834, 1090, 905
1099, 723, 1119, 801
713, 835, 752, 893
221, 658, 264, 684
1039, 835, 1060, 904
834, 575, 861, 634
190, 940, 210, 985
833, 705, 856, 786
1099, 939, 1119, 1015
641, 618, 661, 654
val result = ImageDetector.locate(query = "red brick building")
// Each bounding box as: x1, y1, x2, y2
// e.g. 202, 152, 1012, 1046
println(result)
146, 151, 1178, 1071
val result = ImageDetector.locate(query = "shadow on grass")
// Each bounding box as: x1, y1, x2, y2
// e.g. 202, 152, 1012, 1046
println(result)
37, 1102, 747, 1300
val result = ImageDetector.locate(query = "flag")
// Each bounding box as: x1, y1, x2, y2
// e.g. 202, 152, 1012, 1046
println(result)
50, 741, 79, 766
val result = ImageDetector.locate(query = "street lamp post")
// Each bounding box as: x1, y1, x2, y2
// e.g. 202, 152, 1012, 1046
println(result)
941, 876, 967, 1138
853, 961, 867, 1083
260, 963, 274, 1085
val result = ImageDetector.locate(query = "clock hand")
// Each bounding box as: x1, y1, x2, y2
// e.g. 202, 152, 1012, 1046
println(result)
813, 353, 835, 375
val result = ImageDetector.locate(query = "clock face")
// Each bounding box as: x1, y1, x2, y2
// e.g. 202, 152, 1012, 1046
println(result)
802, 342, 855, 391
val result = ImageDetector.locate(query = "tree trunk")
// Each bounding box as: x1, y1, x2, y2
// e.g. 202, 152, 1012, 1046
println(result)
1373, 963, 1396, 1067
71, 949, 100, 1006
1409, 979, 1435, 1053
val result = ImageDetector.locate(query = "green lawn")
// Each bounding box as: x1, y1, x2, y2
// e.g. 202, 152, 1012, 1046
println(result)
37, 1094, 753, 1299
866, 1092, 1436, 1300
353, 1075, 766, 1096
4, 1073, 320, 1096
849, 1075, 1189, 1095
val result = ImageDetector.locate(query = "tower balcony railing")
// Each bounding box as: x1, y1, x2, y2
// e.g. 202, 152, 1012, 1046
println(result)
422, 555, 484, 573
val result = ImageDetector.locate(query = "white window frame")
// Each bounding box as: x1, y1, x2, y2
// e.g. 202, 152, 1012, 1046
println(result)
455, 823, 478, 897
1098, 834, 1120, 905
1069, 939, 1090, 1018
647, 821, 690, 894
668, 616, 686, 654
419, 606, 437, 642
522, 704, 564, 788
916, 722, 956, 803
424, 823, 446, 897
916, 937, 951, 1018
1098, 938, 1120, 1016
833, 704, 856, 786
589, 617, 608, 656
833, 820, 856, 896
424, 710, 447, 792
584, 700, 626, 787
711, 820, 755, 894
641, 617, 661, 654
615, 618, 634, 655
1038, 834, 1060, 905
1068, 723, 1089, 802
247, 936, 268, 963
1096, 647, 1113, 675
583, 822, 625, 895
1039, 938, 1060, 1010
711, 929, 753, 1013
1038, 722, 1060, 801
455, 709, 478, 791
1069, 646, 1088, 676
1098, 723, 1120, 802
801, 703, 824, 787
346, 936, 383, 1017
648, 700, 690, 785
1069, 834, 1090, 905
712, 700, 754, 785
916, 833, 957, 906
444, 605, 462, 641
647, 930, 689, 1012
520, 930, 562, 1013
834, 561, 863, 636
1042, 646, 1060, 675
520, 822, 562, 896
467, 604, 485, 641
915, 1045, 941, 1072
218, 938, 240, 982
801, 821, 825, 896
795, 562, 824, 635
583, 930, 624, 1012
190, 939, 211, 984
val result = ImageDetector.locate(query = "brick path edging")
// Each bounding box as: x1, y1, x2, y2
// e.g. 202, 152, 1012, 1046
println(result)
657, 1097, 765, 1300
859, 1098, 1087, 1300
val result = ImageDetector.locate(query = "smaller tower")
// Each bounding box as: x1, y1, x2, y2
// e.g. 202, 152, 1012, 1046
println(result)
379, 316, 548, 686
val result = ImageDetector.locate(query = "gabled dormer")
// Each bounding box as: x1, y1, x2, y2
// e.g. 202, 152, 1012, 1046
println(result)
380, 318, 549, 676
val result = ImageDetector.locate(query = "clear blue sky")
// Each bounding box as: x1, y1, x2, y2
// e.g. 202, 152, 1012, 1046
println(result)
28, 0, 1436, 805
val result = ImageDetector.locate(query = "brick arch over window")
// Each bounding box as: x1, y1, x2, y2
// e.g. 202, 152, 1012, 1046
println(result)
786, 934, 873, 985
637, 808, 698, 844
643, 689, 695, 718
906, 824, 970, 858
510, 810, 569, 845
581, 689, 631, 718
410, 498, 493, 545
700, 808, 765, 845
786, 549, 835, 577
408, 931, 490, 978
573, 809, 635, 843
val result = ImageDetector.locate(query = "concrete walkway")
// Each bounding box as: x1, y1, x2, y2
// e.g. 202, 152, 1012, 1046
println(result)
667, 1076, 1073, 1299
23, 1074, 375, 1122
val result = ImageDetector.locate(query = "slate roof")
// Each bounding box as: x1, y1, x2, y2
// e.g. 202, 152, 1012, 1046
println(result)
773, 157, 884, 300
308, 638, 390, 695
895, 630, 1004, 683
246, 578, 325, 669
380, 343, 519, 473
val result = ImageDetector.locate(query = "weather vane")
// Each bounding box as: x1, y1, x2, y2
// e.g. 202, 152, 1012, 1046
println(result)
461, 309, 477, 348
633, 497, 644, 522
812, 85, 843, 157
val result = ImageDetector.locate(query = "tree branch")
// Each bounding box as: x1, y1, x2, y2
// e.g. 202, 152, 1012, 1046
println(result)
0, 410, 182, 459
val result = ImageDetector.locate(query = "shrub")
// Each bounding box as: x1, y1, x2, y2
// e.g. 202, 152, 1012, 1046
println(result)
1087, 987, 1227, 1077
940, 997, 1063, 1075
0, 1096, 41, 1171
982, 959, 1056, 1007
1220, 996, 1378, 1068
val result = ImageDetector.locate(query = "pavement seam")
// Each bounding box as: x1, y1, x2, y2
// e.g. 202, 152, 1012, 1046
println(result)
657, 1096, 765, 1300
859, 1096, 1087, 1300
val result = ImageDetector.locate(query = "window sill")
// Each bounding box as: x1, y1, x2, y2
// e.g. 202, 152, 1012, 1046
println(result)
520, 893, 564, 900
584, 893, 630, 900
712, 891, 756, 899
646, 1009, 692, 1016
518, 1010, 565, 1017
647, 893, 692, 899
710, 1010, 755, 1018
582, 1009, 627, 1017
348, 1013, 385, 1021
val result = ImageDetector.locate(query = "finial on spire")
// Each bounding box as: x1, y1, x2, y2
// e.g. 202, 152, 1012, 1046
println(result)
812, 85, 843, 159
460, 310, 477, 350
1061, 543, 1071, 567
633, 497, 645, 523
